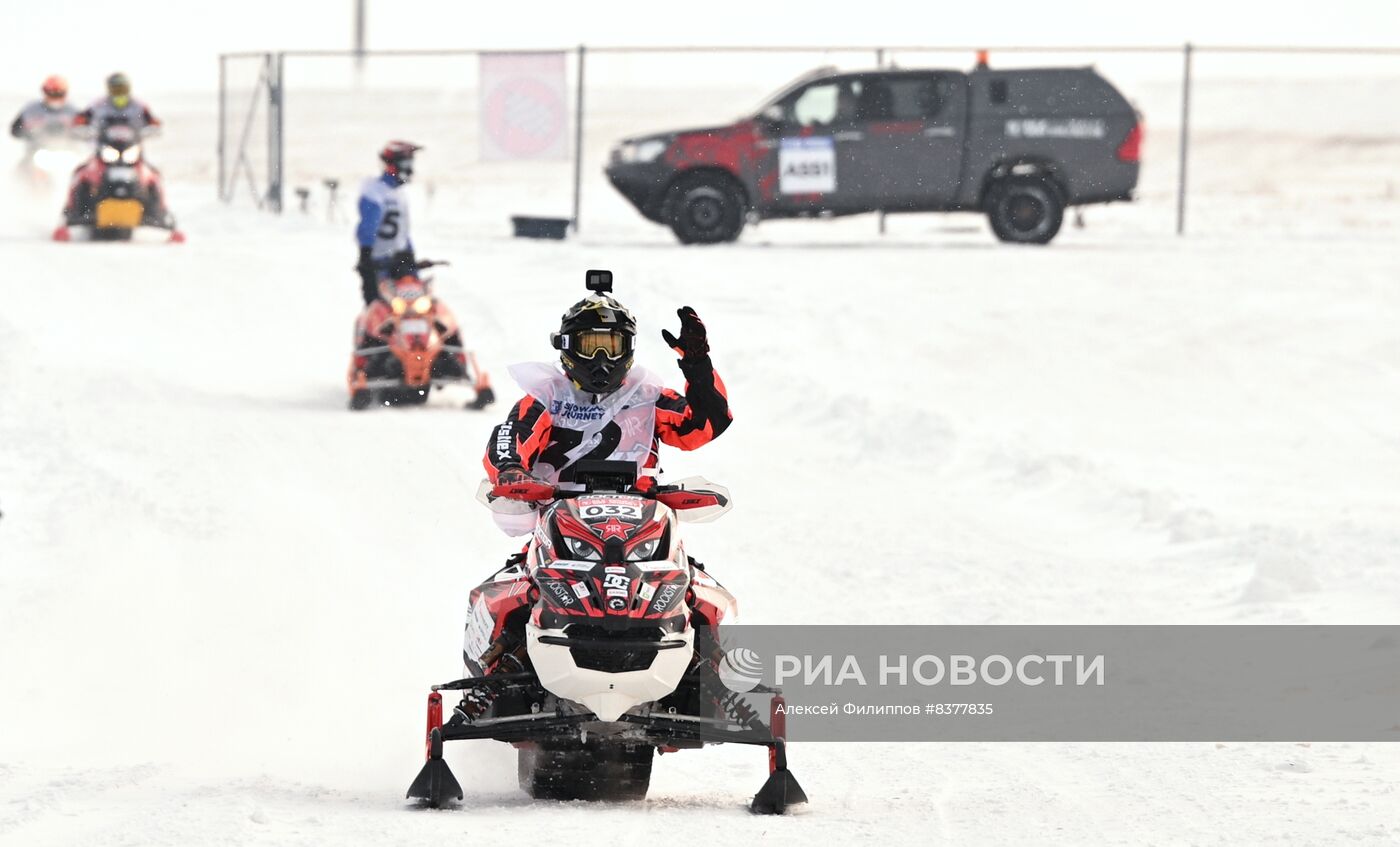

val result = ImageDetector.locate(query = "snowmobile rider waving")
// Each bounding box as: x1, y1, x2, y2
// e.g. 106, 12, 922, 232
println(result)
483, 271, 732, 535
356, 140, 421, 305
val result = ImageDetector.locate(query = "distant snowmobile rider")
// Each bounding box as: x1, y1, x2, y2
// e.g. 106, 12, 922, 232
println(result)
9, 76, 78, 144
356, 140, 421, 305
73, 73, 161, 136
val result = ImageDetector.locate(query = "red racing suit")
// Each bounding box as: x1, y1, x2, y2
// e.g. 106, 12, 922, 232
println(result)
483, 358, 731, 487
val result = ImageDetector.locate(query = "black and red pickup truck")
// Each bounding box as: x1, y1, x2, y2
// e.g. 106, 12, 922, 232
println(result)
606, 62, 1141, 245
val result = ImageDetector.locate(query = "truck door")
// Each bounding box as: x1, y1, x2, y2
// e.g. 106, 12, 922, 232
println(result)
859, 72, 967, 208
758, 76, 882, 214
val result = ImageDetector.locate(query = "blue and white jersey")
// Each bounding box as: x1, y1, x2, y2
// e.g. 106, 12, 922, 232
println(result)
356, 174, 412, 262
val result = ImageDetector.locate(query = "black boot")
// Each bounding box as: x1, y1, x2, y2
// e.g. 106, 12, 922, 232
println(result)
467, 385, 496, 410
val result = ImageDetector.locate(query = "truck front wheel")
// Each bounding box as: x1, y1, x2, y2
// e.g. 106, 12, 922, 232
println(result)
986, 177, 1064, 245
667, 173, 746, 245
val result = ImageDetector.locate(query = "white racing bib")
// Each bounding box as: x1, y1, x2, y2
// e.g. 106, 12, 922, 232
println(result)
507, 362, 663, 483
360, 176, 412, 259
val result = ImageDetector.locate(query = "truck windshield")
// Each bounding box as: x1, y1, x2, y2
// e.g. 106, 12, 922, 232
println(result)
749, 67, 837, 118
772, 79, 865, 128
792, 83, 841, 125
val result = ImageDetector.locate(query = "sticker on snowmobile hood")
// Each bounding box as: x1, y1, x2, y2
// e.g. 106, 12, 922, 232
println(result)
577, 500, 643, 522
463, 598, 496, 664
544, 561, 595, 572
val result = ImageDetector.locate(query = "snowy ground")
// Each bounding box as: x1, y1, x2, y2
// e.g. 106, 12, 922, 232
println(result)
3, 79, 1400, 844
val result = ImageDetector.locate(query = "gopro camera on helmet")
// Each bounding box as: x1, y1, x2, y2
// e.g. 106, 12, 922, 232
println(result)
585, 269, 613, 293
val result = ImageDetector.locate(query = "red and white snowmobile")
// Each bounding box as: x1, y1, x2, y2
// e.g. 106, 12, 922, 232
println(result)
53, 118, 183, 243
405, 461, 807, 814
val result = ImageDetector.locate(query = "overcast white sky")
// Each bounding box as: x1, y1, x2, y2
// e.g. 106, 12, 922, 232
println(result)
2, 0, 1396, 95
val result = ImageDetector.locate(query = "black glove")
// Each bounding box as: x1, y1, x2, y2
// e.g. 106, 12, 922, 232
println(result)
661, 306, 710, 363
496, 465, 533, 486
356, 247, 377, 305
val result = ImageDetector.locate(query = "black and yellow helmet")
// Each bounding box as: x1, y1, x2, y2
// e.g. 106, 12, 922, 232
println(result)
106, 72, 131, 98
551, 271, 635, 396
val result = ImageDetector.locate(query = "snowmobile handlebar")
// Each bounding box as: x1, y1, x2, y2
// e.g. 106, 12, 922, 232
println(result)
489, 480, 728, 512
415, 259, 449, 270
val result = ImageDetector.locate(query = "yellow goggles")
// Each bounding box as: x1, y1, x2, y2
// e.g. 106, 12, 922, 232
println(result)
572, 329, 627, 358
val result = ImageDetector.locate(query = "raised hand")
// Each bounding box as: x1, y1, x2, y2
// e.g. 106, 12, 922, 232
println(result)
660, 306, 709, 361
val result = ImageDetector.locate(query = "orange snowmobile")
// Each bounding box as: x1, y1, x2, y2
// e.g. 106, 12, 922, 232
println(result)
347, 260, 494, 411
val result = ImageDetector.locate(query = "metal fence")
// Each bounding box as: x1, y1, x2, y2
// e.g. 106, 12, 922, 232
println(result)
219, 52, 283, 212
217, 44, 1400, 239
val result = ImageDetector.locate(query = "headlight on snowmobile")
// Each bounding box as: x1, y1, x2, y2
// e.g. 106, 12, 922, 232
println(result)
627, 539, 661, 561
121, 145, 141, 164
563, 536, 600, 561
391, 297, 407, 315
412, 296, 432, 314
100, 146, 120, 164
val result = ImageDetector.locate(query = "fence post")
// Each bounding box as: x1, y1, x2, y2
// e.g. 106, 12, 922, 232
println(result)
877, 47, 887, 236
354, 0, 366, 71
268, 52, 285, 214
218, 54, 227, 201
1176, 42, 1193, 236
572, 44, 587, 234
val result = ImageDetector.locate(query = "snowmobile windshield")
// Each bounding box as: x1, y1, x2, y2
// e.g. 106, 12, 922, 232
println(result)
392, 278, 426, 300
102, 125, 137, 145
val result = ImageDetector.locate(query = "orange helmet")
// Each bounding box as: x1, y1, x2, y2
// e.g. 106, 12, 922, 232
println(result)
42, 75, 68, 100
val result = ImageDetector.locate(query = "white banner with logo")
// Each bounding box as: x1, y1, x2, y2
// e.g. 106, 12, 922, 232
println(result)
478, 52, 569, 161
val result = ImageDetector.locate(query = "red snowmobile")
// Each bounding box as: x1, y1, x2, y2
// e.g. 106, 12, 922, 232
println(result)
53, 118, 182, 242
346, 260, 495, 410
405, 461, 807, 814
